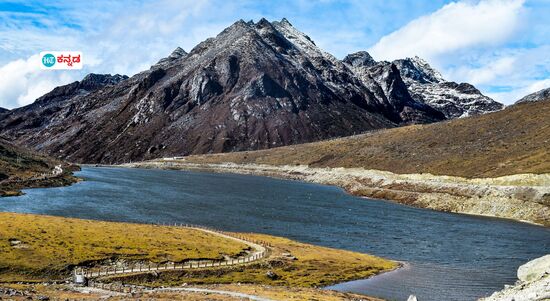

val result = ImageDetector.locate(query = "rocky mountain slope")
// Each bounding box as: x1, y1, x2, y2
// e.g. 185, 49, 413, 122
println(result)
0, 18, 447, 164
182, 95, 550, 178
0, 108, 8, 121
344, 53, 504, 119
516, 87, 550, 104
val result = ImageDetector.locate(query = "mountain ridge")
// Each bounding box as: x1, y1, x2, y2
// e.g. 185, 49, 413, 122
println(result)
343, 53, 504, 119
0, 18, 499, 164
516, 87, 550, 104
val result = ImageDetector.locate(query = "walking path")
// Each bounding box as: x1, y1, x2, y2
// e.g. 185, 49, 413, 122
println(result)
71, 285, 276, 301
74, 224, 270, 280
150, 287, 276, 301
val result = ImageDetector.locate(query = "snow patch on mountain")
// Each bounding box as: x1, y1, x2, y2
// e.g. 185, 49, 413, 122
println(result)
393, 57, 504, 118
515, 87, 550, 104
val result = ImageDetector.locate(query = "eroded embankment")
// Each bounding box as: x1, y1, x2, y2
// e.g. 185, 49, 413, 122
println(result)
122, 161, 550, 227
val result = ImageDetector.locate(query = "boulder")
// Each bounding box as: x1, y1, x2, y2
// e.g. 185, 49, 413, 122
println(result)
265, 270, 279, 280
517, 254, 550, 282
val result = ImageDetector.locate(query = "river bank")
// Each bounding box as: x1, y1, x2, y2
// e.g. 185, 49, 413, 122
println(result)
0, 171, 80, 197
3, 166, 548, 300
0, 212, 396, 300
0, 164, 80, 197
121, 160, 550, 227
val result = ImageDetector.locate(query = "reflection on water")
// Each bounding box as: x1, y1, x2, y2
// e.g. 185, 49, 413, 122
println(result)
1, 167, 549, 301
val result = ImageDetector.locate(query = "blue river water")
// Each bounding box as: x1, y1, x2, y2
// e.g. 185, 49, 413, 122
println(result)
1, 167, 548, 301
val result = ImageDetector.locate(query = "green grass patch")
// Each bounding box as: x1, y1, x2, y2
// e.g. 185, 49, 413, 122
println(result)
0, 213, 248, 282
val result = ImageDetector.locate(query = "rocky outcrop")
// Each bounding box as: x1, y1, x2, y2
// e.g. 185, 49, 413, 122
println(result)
517, 255, 550, 282
343, 51, 377, 68
516, 87, 550, 104
0, 18, 447, 164
154, 47, 187, 67
480, 255, 550, 301
360, 61, 445, 124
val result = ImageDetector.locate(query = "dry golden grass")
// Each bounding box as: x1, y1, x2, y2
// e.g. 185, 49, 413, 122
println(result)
108, 232, 397, 288
0, 213, 395, 291
0, 213, 248, 282
184, 100, 550, 178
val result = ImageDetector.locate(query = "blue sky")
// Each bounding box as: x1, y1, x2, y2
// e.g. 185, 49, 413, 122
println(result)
0, 0, 548, 108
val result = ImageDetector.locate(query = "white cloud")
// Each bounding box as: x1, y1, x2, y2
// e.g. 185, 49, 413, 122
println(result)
525, 79, 550, 93
0, 0, 226, 109
0, 55, 82, 108
447, 45, 550, 104
486, 78, 550, 104
450, 55, 517, 86
369, 0, 525, 62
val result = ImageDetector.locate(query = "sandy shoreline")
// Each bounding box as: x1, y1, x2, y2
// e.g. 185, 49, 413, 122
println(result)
119, 160, 550, 227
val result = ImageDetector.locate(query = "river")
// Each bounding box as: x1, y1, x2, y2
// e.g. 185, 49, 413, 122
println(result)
1, 167, 549, 301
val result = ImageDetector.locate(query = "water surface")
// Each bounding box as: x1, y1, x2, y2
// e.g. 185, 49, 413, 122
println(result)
1, 167, 549, 301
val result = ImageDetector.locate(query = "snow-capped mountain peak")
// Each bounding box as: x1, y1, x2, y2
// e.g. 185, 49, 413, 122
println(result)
394, 56, 445, 84
391, 56, 502, 118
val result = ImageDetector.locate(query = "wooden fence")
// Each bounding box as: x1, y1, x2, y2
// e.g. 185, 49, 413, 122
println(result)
74, 223, 271, 280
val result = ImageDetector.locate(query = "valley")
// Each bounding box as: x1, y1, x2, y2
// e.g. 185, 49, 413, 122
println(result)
0, 12, 547, 301
125, 97, 550, 226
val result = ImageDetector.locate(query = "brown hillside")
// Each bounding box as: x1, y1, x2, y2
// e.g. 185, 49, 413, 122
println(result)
186, 99, 550, 178
0, 138, 78, 196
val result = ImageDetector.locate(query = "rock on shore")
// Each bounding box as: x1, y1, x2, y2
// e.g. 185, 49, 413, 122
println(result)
479, 255, 550, 301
